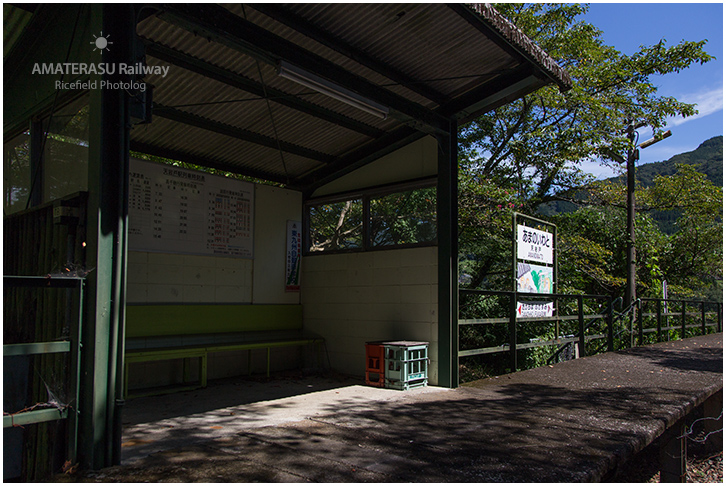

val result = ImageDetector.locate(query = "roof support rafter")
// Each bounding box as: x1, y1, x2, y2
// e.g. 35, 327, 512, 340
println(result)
130, 141, 291, 186
249, 4, 449, 106
449, 4, 571, 92
156, 4, 450, 134
143, 39, 384, 139
297, 126, 426, 195
439, 64, 544, 122
153, 103, 336, 164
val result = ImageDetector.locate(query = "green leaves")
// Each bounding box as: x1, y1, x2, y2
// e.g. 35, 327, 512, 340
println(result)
461, 3, 715, 201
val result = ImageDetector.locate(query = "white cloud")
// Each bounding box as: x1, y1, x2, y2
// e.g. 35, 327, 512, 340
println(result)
666, 87, 723, 127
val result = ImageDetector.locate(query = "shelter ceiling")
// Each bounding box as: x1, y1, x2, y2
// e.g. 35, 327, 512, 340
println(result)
6, 3, 571, 192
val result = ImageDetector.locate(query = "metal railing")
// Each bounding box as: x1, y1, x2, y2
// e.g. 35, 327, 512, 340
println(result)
459, 290, 614, 371
458, 290, 722, 376
636, 298, 722, 344
3, 275, 85, 467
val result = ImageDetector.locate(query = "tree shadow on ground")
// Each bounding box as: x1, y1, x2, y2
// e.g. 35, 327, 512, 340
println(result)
60, 335, 721, 483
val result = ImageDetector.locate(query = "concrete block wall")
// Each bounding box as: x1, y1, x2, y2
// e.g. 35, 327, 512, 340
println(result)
126, 252, 253, 304
302, 246, 439, 385
125, 184, 303, 390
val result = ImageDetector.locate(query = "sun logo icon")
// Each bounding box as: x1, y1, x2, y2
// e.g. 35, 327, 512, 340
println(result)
91, 32, 112, 52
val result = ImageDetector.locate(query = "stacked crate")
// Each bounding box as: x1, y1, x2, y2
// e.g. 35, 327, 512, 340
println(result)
364, 341, 386, 387
366, 341, 428, 390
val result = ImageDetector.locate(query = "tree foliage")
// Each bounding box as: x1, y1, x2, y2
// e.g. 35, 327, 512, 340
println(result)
459, 3, 714, 208
458, 3, 718, 299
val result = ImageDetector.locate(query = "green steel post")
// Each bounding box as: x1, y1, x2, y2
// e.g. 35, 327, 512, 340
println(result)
437, 119, 458, 388
512, 213, 517, 291
607, 297, 614, 352
656, 301, 662, 342
718, 303, 722, 332
577, 295, 585, 358
701, 301, 706, 335
29, 119, 44, 208
79, 4, 132, 471
510, 292, 517, 371
681, 301, 686, 340
637, 300, 644, 345
68, 280, 84, 464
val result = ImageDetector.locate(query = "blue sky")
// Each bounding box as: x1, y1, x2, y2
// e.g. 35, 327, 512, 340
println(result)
579, 2, 723, 178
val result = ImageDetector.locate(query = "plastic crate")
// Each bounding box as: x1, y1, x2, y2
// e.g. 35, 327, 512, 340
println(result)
383, 341, 428, 390
364, 342, 386, 387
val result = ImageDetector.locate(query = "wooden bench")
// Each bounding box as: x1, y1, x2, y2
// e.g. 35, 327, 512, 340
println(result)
124, 304, 323, 398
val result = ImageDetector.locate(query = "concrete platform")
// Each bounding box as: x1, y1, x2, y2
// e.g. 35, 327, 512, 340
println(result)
63, 333, 722, 482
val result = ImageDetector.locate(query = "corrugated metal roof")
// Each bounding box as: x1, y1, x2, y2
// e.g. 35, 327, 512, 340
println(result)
3, 5, 33, 58
127, 3, 571, 188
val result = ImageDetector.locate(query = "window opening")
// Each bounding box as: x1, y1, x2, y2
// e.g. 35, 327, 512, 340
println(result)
305, 178, 437, 254
370, 186, 436, 247
3, 131, 31, 215
308, 199, 363, 252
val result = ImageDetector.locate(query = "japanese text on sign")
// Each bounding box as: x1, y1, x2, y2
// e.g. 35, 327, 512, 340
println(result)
516, 301, 554, 318
516, 224, 553, 264
128, 158, 254, 258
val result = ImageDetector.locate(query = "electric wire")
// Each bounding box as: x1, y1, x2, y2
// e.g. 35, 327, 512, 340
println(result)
242, 5, 290, 185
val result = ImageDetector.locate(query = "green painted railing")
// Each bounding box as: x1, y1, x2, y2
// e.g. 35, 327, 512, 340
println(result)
3, 276, 85, 467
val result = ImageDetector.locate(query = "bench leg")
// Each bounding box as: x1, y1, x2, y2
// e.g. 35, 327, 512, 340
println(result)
200, 354, 208, 388
248, 350, 252, 376
183, 358, 191, 384
266, 347, 271, 378
124, 362, 129, 398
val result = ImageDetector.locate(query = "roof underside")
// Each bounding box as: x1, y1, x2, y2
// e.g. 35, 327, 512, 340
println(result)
6, 3, 571, 192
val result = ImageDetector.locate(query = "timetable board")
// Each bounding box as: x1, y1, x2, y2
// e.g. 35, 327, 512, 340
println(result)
128, 158, 254, 258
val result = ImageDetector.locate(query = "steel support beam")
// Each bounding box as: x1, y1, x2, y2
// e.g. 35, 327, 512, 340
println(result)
80, 4, 132, 470
436, 119, 458, 388
440, 64, 543, 122
249, 4, 449, 106
153, 103, 335, 164
448, 4, 570, 92
298, 126, 425, 196
157, 4, 449, 134
130, 141, 290, 186
143, 39, 383, 139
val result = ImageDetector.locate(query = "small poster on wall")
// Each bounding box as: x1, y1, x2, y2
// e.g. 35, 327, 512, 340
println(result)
285, 220, 302, 292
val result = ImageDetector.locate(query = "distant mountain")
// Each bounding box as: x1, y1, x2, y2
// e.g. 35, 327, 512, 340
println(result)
634, 135, 722, 187
538, 136, 723, 232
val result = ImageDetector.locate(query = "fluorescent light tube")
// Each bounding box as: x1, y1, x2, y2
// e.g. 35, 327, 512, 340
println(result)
278, 61, 389, 119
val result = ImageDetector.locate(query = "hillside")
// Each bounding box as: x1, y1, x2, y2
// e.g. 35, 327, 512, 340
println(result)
539, 136, 723, 229
634, 135, 722, 187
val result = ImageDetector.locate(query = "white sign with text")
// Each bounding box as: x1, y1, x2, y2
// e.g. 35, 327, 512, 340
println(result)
517, 224, 553, 265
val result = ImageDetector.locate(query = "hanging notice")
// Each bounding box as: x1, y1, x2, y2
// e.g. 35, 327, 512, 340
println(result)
285, 220, 302, 292
517, 224, 553, 264
128, 158, 254, 258
517, 262, 554, 294
516, 301, 554, 319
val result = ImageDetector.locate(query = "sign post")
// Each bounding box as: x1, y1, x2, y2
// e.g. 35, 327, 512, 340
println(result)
513, 213, 557, 320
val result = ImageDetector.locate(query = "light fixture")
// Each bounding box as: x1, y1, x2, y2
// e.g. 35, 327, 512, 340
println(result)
277, 61, 389, 119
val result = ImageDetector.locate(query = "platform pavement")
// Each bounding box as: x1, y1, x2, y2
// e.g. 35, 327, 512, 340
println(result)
59, 333, 722, 482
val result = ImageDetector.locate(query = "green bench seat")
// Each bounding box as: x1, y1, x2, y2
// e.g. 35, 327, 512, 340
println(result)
124, 304, 323, 398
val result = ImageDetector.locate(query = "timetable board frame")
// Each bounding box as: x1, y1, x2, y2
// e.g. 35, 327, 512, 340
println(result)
128, 158, 254, 258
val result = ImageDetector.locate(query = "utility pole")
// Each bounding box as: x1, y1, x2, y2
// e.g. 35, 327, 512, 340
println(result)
623, 121, 672, 306
625, 120, 638, 306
